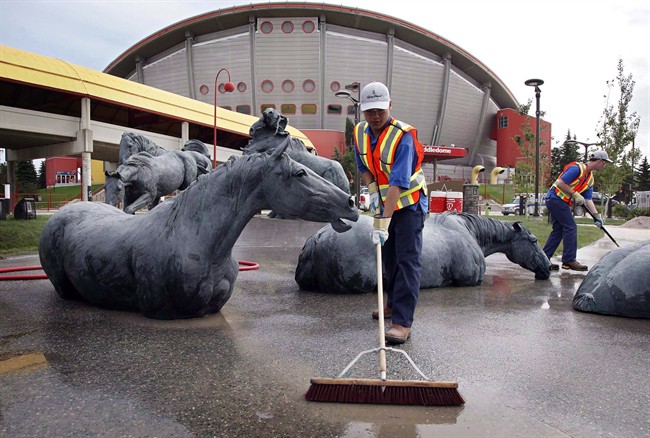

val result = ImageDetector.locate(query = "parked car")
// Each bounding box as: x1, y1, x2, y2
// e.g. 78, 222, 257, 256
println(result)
573, 191, 618, 216
357, 186, 371, 211
501, 194, 546, 216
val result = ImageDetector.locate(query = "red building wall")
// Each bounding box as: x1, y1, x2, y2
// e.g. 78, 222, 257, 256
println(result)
495, 108, 552, 168
301, 129, 347, 159
45, 157, 80, 187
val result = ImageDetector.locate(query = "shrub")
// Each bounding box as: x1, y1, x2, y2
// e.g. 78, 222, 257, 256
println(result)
613, 204, 650, 220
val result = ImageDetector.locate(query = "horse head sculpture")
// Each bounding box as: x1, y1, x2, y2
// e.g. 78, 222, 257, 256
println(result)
242, 109, 350, 195
104, 170, 124, 208
263, 138, 355, 232
504, 221, 550, 280
118, 132, 167, 165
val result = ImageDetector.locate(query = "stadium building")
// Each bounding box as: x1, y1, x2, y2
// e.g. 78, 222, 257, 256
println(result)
104, 2, 551, 184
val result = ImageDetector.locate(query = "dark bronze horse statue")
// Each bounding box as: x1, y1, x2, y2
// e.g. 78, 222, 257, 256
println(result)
39, 141, 358, 319
105, 134, 212, 211
243, 109, 350, 194
296, 212, 551, 294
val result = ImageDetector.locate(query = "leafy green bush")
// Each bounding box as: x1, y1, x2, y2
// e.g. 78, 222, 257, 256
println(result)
613, 204, 650, 220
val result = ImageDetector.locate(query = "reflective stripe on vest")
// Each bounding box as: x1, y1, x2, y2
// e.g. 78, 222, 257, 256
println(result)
552, 162, 594, 204
354, 120, 427, 210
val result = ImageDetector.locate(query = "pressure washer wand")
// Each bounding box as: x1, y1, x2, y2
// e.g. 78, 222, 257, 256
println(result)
586, 209, 620, 247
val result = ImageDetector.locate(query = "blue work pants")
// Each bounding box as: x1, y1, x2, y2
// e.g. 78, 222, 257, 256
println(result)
382, 208, 425, 328
543, 197, 578, 263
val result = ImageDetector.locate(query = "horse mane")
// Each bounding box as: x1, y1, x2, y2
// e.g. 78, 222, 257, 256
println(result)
182, 139, 210, 157
169, 153, 268, 217
447, 212, 515, 248
122, 152, 155, 170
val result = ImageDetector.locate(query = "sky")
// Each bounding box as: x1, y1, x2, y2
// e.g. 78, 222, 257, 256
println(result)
1, 0, 649, 162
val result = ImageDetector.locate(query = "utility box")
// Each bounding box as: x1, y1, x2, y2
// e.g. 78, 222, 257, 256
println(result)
462, 184, 479, 215
14, 197, 36, 220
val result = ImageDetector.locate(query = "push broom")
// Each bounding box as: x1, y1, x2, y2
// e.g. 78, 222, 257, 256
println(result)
586, 209, 620, 247
305, 214, 465, 406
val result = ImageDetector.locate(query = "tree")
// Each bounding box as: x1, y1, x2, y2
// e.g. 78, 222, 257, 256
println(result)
595, 59, 641, 198
636, 156, 650, 191
16, 160, 38, 193
551, 130, 580, 179
38, 160, 47, 189
513, 99, 550, 212
332, 117, 359, 194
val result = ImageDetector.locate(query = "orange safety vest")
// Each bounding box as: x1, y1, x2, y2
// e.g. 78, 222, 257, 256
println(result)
354, 119, 427, 210
552, 161, 594, 205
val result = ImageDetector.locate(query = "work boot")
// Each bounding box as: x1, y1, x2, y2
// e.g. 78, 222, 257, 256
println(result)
562, 261, 588, 271
385, 324, 411, 344
372, 306, 392, 320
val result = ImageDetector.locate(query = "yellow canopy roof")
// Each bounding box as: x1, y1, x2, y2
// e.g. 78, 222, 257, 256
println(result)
0, 45, 313, 148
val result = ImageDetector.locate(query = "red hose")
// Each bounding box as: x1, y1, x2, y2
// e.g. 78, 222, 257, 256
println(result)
0, 260, 260, 281
238, 260, 260, 271
0, 265, 48, 281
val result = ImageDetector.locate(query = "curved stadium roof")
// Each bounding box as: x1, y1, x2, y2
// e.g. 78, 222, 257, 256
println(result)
104, 2, 520, 168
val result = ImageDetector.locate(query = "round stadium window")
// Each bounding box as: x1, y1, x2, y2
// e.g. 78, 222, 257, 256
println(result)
261, 80, 274, 93
282, 80, 295, 93
260, 21, 273, 34
281, 21, 294, 34
302, 20, 315, 33
303, 79, 316, 93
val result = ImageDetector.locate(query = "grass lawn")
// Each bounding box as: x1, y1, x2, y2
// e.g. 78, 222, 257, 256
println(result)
0, 215, 50, 256
1, 210, 626, 258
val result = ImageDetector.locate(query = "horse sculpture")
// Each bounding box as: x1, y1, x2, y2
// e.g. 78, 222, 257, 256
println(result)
106, 134, 212, 209
243, 109, 350, 195
39, 141, 358, 319
296, 212, 551, 294
118, 131, 167, 165
573, 239, 650, 318
105, 150, 205, 214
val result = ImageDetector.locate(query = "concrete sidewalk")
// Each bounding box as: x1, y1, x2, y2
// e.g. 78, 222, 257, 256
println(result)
1, 216, 648, 437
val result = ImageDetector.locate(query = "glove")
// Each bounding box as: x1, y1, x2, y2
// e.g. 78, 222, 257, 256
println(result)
372, 215, 390, 246
369, 192, 380, 213
571, 191, 585, 206
593, 213, 603, 228
368, 182, 380, 212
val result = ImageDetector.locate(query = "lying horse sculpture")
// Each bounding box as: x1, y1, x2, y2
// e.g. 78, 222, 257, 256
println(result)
573, 240, 650, 318
243, 108, 349, 195
39, 141, 358, 319
106, 150, 205, 214
296, 212, 551, 294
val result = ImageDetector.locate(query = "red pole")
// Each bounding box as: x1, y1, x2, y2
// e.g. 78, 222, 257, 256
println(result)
213, 68, 235, 168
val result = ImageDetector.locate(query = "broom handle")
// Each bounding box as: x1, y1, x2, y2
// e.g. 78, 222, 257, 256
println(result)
376, 240, 387, 381
585, 208, 620, 247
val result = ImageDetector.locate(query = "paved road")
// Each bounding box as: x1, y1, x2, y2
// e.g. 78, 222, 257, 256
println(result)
1, 216, 649, 437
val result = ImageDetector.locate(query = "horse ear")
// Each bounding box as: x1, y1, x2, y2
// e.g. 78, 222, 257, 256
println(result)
513, 221, 522, 231
104, 170, 110, 177
270, 137, 290, 160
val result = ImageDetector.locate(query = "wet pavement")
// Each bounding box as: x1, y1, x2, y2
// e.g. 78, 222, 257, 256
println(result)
1, 215, 649, 437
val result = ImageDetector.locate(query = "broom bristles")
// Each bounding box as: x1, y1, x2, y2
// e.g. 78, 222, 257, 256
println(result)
305, 378, 465, 406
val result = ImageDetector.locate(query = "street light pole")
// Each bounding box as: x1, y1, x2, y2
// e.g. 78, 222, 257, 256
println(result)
213, 68, 235, 168
335, 82, 361, 207
525, 78, 544, 217
565, 140, 602, 162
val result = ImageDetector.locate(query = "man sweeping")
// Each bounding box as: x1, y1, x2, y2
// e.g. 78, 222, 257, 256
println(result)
543, 150, 612, 271
353, 82, 428, 344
